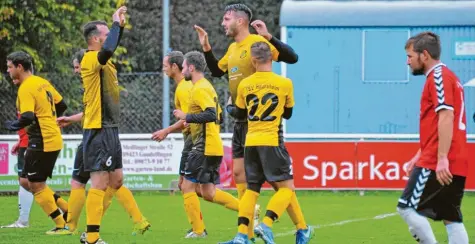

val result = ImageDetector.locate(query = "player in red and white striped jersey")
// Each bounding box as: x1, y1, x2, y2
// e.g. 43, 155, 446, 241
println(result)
397, 31, 469, 244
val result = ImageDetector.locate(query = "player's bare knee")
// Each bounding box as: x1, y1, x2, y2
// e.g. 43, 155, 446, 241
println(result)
200, 184, 216, 202
273, 179, 294, 190
108, 168, 124, 189
181, 179, 196, 194
194, 185, 203, 197
28, 181, 46, 194
233, 158, 245, 177
90, 172, 109, 190
71, 179, 86, 190
201, 189, 215, 202
19, 177, 30, 191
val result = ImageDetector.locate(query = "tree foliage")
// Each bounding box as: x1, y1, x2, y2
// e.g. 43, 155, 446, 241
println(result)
0, 0, 117, 74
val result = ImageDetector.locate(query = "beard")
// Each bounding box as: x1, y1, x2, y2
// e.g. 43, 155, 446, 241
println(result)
225, 24, 237, 37
184, 73, 192, 81
410, 56, 425, 76
411, 65, 425, 76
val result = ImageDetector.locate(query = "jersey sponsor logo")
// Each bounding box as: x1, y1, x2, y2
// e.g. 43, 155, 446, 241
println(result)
230, 67, 239, 73
240, 50, 247, 59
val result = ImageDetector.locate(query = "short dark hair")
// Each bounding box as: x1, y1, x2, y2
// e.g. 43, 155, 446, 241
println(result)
405, 31, 441, 60
184, 51, 207, 73
166, 51, 184, 70
83, 20, 108, 42
72, 49, 86, 64
225, 4, 252, 21
7, 51, 33, 72
251, 42, 272, 63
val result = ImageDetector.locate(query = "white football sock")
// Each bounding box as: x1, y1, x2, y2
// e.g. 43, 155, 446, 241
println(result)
18, 185, 33, 223
397, 207, 437, 244
446, 222, 469, 244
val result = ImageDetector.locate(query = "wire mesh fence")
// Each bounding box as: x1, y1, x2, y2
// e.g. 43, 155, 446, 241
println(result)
0, 72, 234, 135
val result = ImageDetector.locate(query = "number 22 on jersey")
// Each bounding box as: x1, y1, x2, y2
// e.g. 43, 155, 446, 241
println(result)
245, 92, 279, 122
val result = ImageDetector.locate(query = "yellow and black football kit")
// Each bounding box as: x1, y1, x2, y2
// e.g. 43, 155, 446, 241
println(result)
5, 75, 67, 182
175, 79, 193, 176
234, 71, 295, 184
183, 78, 223, 184
81, 22, 123, 173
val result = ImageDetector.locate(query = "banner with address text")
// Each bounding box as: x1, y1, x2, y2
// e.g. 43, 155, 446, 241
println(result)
0, 137, 234, 191
0, 138, 473, 191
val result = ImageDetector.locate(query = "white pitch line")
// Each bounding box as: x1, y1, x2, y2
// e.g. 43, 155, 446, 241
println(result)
274, 212, 398, 238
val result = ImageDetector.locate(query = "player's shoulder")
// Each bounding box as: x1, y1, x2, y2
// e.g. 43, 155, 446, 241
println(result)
271, 73, 292, 85
21, 75, 46, 89
440, 65, 459, 81
430, 64, 459, 85
240, 73, 256, 84
81, 50, 99, 63
249, 34, 268, 43
195, 78, 213, 90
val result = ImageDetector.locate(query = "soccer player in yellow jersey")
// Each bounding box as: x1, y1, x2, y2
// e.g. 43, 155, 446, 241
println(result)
58, 49, 143, 243
220, 42, 313, 244
151, 51, 208, 235
4, 51, 71, 235
74, 6, 150, 244
173, 51, 240, 238
195, 3, 310, 241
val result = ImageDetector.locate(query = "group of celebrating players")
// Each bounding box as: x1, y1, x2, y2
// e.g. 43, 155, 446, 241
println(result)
2, 2, 471, 244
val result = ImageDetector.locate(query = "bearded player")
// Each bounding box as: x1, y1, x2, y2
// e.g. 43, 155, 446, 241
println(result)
195, 3, 312, 241
397, 32, 469, 244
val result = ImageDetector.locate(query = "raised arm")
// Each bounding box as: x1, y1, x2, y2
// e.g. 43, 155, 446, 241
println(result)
251, 20, 298, 64
194, 25, 227, 77
98, 6, 127, 65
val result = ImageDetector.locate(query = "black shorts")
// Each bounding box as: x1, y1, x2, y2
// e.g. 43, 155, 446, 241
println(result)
83, 127, 122, 172
23, 149, 60, 182
18, 147, 27, 178
72, 142, 90, 184
179, 132, 193, 176
232, 122, 248, 159
397, 167, 466, 222
244, 144, 294, 185
184, 150, 222, 184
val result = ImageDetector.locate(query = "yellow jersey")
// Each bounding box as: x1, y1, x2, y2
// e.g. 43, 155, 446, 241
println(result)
188, 78, 223, 156
81, 50, 120, 129
218, 34, 279, 103
16, 75, 63, 151
235, 72, 295, 146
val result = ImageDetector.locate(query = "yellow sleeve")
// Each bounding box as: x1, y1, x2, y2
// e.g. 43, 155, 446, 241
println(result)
235, 82, 246, 109
285, 79, 295, 108
17, 86, 35, 113
194, 88, 215, 111
50, 85, 63, 104
218, 44, 233, 72
174, 88, 181, 110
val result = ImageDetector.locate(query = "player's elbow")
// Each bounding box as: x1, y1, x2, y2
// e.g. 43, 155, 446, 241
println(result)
283, 53, 299, 64
97, 49, 114, 65
283, 107, 293, 119
55, 100, 68, 117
